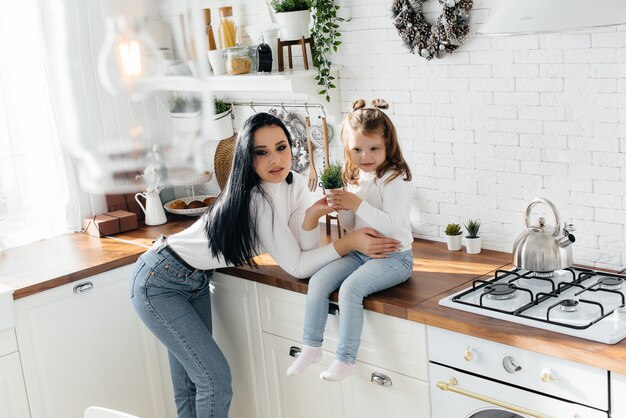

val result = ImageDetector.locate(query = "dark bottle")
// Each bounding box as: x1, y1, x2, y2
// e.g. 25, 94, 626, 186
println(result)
257, 42, 272, 73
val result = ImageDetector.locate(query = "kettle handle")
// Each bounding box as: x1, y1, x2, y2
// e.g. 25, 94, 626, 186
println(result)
525, 198, 562, 237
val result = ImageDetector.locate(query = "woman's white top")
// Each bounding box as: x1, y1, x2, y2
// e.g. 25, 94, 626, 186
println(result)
166, 172, 340, 277
337, 170, 413, 253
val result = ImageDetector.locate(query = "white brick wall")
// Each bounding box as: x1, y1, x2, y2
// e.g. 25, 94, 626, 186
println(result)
232, 0, 626, 270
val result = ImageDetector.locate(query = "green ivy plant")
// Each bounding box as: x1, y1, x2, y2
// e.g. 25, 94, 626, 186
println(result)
311, 0, 342, 102
270, 0, 311, 12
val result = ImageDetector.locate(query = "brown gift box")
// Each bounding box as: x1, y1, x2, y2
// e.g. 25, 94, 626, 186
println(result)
105, 210, 138, 232
82, 215, 119, 238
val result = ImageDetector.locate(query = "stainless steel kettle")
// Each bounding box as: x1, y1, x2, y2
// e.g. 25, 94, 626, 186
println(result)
512, 198, 576, 273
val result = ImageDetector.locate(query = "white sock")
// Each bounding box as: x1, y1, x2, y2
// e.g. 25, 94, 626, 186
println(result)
286, 346, 322, 376
320, 359, 354, 381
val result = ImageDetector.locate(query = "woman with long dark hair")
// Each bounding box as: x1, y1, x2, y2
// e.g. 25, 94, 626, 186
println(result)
130, 112, 401, 418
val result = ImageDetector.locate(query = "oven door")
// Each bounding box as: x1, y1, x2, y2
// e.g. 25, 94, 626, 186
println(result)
430, 364, 608, 418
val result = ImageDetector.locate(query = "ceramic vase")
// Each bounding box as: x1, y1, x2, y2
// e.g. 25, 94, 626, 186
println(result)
446, 234, 462, 251
275, 10, 311, 40
465, 237, 482, 254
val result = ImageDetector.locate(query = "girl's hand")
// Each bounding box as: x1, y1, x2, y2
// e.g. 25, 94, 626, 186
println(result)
303, 197, 334, 230
335, 228, 401, 258
326, 190, 362, 212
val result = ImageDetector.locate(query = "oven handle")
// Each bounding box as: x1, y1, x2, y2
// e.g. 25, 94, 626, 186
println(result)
436, 378, 554, 418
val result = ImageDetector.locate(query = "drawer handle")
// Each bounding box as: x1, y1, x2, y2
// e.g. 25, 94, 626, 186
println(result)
328, 303, 340, 315
73, 281, 94, 294
370, 372, 392, 387
289, 346, 301, 358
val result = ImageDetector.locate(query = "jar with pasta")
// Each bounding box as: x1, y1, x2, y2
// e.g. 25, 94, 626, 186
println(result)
218, 7, 237, 49
225, 47, 252, 75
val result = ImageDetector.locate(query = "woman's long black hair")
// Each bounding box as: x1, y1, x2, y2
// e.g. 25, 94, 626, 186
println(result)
205, 112, 293, 267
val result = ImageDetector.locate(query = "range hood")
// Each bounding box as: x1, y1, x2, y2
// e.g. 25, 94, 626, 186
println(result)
477, 0, 626, 36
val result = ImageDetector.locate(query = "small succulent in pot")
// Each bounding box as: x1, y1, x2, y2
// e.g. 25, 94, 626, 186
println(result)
464, 219, 482, 254
319, 161, 344, 190
445, 223, 463, 251
445, 223, 462, 236
464, 219, 481, 238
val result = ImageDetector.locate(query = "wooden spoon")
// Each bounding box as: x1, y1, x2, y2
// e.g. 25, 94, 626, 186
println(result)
305, 116, 317, 192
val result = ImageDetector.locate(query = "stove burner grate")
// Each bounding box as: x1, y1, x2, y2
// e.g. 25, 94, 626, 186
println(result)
484, 283, 517, 300
597, 277, 624, 290
560, 299, 579, 312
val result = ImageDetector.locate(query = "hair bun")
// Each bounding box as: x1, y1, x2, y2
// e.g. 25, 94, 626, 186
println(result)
350, 99, 366, 112
370, 98, 389, 110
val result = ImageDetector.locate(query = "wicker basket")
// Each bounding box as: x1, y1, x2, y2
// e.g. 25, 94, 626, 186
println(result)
214, 134, 237, 191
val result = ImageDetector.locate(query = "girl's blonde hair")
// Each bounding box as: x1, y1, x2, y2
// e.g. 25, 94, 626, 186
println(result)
341, 98, 412, 186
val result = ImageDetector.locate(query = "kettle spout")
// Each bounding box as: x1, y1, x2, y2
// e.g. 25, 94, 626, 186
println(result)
558, 233, 575, 247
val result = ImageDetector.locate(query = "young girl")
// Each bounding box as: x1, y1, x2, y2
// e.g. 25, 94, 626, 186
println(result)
287, 99, 414, 381
130, 112, 401, 418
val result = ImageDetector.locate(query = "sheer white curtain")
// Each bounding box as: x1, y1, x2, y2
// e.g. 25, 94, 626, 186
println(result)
0, 0, 80, 249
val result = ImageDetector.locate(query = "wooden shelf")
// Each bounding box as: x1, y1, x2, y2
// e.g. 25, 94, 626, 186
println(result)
206, 68, 341, 122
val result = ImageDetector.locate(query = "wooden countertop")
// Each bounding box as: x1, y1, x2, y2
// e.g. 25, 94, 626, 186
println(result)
2, 218, 625, 374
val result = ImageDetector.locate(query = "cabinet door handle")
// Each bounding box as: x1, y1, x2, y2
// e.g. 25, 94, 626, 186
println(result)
73, 281, 94, 294
370, 372, 392, 387
328, 302, 340, 315
289, 346, 301, 358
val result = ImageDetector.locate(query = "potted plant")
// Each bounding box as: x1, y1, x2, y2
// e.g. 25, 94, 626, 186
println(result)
271, 0, 312, 41
464, 219, 482, 254
310, 0, 342, 102
207, 98, 234, 141
444, 223, 463, 251
319, 161, 344, 206
169, 94, 202, 135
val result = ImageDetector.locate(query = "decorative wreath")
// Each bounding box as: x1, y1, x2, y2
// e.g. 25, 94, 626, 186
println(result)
391, 0, 473, 60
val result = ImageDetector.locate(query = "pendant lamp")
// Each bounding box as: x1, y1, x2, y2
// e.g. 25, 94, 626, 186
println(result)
478, 0, 626, 36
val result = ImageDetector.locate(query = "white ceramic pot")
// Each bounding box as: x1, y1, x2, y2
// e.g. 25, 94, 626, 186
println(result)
324, 186, 343, 208
446, 234, 462, 251
275, 10, 311, 41
171, 111, 201, 135
206, 108, 234, 141
465, 236, 482, 254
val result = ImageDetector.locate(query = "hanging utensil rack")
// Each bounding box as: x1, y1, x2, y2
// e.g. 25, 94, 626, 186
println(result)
230, 101, 327, 114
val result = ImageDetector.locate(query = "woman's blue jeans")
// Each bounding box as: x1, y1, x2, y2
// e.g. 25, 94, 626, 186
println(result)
130, 240, 232, 418
302, 250, 413, 364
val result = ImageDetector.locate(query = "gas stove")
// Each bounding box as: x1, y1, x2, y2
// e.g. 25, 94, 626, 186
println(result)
439, 266, 626, 344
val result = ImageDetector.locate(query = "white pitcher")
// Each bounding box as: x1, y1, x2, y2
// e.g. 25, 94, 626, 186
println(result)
135, 189, 167, 226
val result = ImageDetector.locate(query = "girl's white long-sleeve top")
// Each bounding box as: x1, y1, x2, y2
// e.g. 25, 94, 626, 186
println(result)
337, 170, 413, 252
166, 172, 340, 278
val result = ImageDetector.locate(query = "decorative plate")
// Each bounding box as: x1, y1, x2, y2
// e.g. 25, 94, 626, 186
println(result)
164, 195, 217, 216
307, 123, 334, 149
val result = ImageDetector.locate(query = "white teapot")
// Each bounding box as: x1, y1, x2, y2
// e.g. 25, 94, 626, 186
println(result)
135, 188, 167, 226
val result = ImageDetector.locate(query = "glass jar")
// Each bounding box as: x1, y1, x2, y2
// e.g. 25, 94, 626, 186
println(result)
218, 6, 237, 49
225, 46, 252, 75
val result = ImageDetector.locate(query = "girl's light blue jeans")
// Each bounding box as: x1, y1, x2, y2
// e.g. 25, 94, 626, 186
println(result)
302, 250, 413, 364
130, 239, 232, 418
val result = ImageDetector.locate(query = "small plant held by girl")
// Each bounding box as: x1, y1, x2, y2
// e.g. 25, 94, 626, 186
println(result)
319, 162, 344, 190
464, 219, 482, 254
445, 223, 463, 251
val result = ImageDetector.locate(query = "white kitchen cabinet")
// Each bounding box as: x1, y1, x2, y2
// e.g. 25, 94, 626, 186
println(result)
15, 264, 172, 418
258, 283, 431, 418
0, 329, 30, 418
263, 333, 346, 418
210, 272, 270, 418
612, 371, 626, 418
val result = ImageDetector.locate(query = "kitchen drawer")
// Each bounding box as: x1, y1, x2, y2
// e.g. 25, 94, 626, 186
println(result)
258, 284, 429, 380
0, 328, 17, 357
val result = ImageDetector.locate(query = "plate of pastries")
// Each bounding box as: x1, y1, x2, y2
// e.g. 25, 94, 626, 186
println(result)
164, 195, 217, 216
